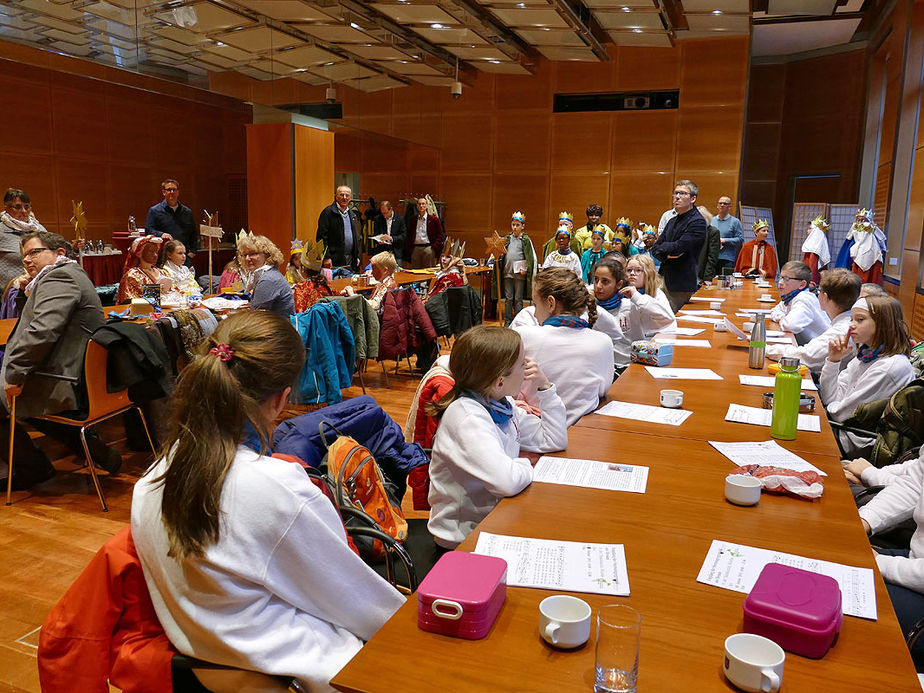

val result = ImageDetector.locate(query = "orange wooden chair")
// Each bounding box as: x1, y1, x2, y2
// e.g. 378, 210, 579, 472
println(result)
6, 339, 156, 511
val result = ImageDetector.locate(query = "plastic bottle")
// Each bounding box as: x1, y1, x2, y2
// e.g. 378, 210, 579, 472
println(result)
770, 357, 801, 440
748, 312, 766, 369
128, 215, 136, 232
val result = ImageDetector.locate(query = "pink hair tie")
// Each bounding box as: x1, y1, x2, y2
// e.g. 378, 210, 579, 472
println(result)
209, 343, 234, 362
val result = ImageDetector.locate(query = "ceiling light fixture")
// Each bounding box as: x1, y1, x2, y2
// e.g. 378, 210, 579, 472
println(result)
488, 59, 500, 63
712, 9, 723, 14
632, 28, 642, 33
451, 56, 461, 99
350, 22, 361, 29
621, 6, 630, 12
431, 23, 445, 29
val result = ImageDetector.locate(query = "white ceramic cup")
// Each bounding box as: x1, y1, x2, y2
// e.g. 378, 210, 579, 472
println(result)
724, 633, 785, 692
743, 322, 754, 332
714, 321, 728, 332
725, 474, 762, 506
659, 389, 683, 408
539, 595, 591, 648
761, 293, 773, 300
710, 301, 722, 310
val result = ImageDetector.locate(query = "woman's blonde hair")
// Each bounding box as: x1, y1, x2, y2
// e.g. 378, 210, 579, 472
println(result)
155, 311, 305, 559
425, 326, 522, 417
370, 251, 397, 274
627, 254, 662, 296
238, 234, 284, 266
534, 267, 598, 327
863, 295, 911, 357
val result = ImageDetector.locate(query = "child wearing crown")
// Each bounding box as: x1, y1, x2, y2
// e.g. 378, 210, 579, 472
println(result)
541, 211, 582, 260
292, 239, 336, 312
541, 226, 583, 279
426, 238, 468, 301
801, 215, 831, 285
574, 204, 614, 250
495, 211, 537, 326
734, 219, 778, 279
848, 208, 886, 284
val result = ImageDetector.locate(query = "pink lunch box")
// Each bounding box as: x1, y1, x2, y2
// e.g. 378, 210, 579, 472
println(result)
742, 562, 843, 658
417, 551, 507, 640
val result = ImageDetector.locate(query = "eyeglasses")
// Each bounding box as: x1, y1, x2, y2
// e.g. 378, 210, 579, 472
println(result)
672, 191, 691, 197
717, 202, 731, 206
778, 275, 801, 282
7, 203, 31, 211
23, 247, 49, 259
162, 188, 178, 193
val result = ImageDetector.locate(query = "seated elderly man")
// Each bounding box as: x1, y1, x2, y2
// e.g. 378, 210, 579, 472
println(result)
1, 230, 120, 490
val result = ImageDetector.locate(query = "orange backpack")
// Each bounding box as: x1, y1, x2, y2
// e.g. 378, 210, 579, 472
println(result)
320, 423, 408, 560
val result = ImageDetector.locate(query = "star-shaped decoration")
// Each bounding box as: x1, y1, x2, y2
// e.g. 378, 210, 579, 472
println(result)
483, 231, 507, 259
69, 200, 87, 237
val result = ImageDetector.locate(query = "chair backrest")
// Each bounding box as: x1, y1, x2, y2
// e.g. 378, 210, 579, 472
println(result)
84, 340, 132, 421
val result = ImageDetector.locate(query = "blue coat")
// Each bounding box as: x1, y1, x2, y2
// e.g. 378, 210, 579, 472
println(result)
272, 394, 429, 500
290, 302, 355, 404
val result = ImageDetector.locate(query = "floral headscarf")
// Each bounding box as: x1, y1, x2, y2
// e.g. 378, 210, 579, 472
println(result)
123, 235, 163, 274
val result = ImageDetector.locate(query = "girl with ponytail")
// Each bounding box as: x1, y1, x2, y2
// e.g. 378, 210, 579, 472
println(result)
131, 311, 404, 692
513, 267, 614, 425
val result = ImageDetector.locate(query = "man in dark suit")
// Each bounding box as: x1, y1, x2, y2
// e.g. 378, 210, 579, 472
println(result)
651, 179, 707, 312
404, 196, 444, 268
372, 200, 406, 264
316, 185, 361, 272
144, 178, 198, 258
1, 231, 120, 488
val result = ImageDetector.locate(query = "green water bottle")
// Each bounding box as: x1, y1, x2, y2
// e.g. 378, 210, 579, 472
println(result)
770, 357, 801, 440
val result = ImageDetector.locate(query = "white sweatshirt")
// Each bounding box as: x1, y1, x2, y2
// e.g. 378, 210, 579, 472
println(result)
427, 387, 568, 548
605, 289, 677, 365
768, 291, 830, 342
515, 323, 614, 425
765, 310, 851, 374
859, 449, 924, 591
132, 447, 405, 693
510, 306, 625, 366
820, 353, 914, 454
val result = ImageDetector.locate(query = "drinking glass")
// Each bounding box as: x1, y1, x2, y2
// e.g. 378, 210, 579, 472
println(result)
594, 605, 641, 693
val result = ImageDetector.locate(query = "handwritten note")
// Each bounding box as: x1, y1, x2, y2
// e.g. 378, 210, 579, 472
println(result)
697, 540, 876, 620
474, 532, 630, 595
645, 367, 723, 380
738, 374, 817, 391
596, 400, 693, 426
534, 456, 649, 493
724, 403, 821, 432
708, 440, 826, 476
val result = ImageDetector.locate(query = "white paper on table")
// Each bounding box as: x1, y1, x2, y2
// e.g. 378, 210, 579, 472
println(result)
652, 338, 713, 348
645, 367, 723, 380
697, 540, 876, 620
534, 456, 650, 493
676, 315, 722, 325
740, 308, 774, 314
474, 532, 630, 595
724, 403, 821, 432
656, 326, 705, 336
766, 336, 795, 344
596, 400, 693, 426
689, 296, 726, 302
678, 309, 726, 317
738, 374, 817, 391
708, 440, 826, 476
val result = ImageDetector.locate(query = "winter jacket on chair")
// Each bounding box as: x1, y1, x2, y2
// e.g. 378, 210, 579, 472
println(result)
290, 302, 356, 405
320, 294, 380, 361
378, 287, 437, 361
425, 285, 483, 338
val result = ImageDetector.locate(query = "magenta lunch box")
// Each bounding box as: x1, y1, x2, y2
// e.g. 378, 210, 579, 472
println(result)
743, 562, 843, 658
417, 552, 507, 640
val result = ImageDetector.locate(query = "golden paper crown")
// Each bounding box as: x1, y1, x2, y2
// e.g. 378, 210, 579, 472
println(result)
752, 218, 770, 232
640, 223, 656, 236
614, 216, 632, 228
855, 208, 873, 222
559, 211, 573, 223
511, 211, 525, 223
301, 238, 326, 271
810, 215, 830, 233
441, 235, 466, 259
235, 229, 252, 246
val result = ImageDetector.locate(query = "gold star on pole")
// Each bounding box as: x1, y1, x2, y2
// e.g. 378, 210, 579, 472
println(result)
483, 231, 506, 259
69, 200, 87, 238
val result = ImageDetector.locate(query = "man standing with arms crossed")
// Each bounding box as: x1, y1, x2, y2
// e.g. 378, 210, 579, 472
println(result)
650, 180, 706, 312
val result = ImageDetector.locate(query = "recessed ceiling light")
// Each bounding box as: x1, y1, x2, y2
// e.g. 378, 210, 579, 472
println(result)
488, 59, 500, 63
632, 28, 642, 33
621, 6, 630, 12
516, 2, 525, 6
431, 23, 445, 29
350, 22, 361, 29
712, 9, 723, 14
215, 41, 226, 46
542, 27, 551, 31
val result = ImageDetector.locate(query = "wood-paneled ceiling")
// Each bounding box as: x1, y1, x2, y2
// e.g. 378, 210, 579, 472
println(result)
0, 0, 876, 92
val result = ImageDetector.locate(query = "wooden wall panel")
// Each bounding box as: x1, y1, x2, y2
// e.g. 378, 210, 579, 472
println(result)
246, 123, 293, 245
495, 59, 554, 110
443, 72, 494, 116
363, 138, 408, 173
548, 172, 610, 231
410, 174, 439, 198
612, 110, 677, 172
913, 292, 924, 340
56, 157, 112, 238
741, 123, 782, 180
616, 47, 681, 91
440, 114, 494, 172
675, 105, 743, 172
106, 96, 154, 165
747, 64, 786, 120
391, 114, 424, 147
551, 112, 612, 172
609, 171, 674, 230
689, 173, 739, 213
52, 86, 109, 161
439, 174, 492, 234
0, 76, 53, 155
491, 173, 549, 237
0, 152, 57, 229
680, 38, 748, 106
553, 52, 615, 94
294, 124, 334, 243
334, 131, 363, 172
494, 112, 551, 173
108, 164, 158, 229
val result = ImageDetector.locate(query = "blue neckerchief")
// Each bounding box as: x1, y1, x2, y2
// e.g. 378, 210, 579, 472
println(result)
462, 389, 514, 424
781, 286, 807, 306
241, 420, 269, 453
543, 314, 590, 329
856, 343, 884, 364
597, 293, 623, 311
638, 287, 646, 295
556, 247, 572, 256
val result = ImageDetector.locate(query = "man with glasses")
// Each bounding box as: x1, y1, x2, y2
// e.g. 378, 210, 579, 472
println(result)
650, 180, 707, 312
144, 179, 198, 260
768, 261, 830, 345
1, 231, 120, 490
317, 185, 361, 272
714, 195, 743, 275
0, 188, 47, 291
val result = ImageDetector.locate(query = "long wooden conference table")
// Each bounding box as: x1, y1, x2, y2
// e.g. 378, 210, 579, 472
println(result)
332, 279, 920, 692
